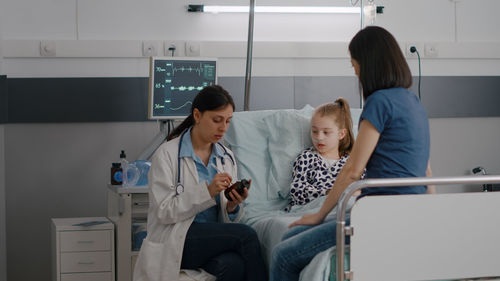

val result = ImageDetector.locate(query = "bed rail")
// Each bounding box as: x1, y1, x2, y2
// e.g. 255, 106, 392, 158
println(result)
336, 175, 500, 281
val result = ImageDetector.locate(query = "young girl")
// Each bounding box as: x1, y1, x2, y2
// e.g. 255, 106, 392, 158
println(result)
285, 98, 357, 211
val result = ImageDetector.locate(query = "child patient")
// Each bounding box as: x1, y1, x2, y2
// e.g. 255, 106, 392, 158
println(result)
285, 98, 359, 211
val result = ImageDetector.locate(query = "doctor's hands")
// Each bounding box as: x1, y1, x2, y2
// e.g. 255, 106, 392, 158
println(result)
208, 173, 232, 198
226, 179, 251, 213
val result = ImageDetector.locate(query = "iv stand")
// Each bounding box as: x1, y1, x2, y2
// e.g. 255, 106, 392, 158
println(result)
243, 0, 255, 111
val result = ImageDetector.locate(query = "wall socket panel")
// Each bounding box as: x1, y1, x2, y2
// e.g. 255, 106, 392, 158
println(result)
405, 43, 423, 59
185, 41, 201, 57
164, 41, 185, 57
424, 43, 439, 58
142, 41, 160, 57
40, 40, 56, 57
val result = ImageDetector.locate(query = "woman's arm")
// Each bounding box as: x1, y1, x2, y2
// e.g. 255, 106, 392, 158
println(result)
290, 120, 380, 226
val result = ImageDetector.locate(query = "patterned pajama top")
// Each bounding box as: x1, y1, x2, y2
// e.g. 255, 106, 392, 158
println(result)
285, 147, 353, 212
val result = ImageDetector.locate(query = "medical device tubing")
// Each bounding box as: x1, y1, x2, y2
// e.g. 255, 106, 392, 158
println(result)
335, 174, 500, 281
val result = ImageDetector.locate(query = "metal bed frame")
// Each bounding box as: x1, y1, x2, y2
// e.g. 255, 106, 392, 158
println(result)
335, 175, 500, 281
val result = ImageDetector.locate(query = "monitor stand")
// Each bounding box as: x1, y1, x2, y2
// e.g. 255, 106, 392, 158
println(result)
137, 120, 175, 160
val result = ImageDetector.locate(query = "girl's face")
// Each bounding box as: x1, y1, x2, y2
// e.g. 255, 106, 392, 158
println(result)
193, 104, 233, 144
310, 114, 346, 158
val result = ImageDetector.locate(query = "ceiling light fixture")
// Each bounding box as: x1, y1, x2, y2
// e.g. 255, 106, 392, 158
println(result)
187, 5, 360, 14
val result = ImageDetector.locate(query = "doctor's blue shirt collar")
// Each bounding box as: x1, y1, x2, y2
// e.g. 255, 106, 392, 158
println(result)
179, 127, 225, 160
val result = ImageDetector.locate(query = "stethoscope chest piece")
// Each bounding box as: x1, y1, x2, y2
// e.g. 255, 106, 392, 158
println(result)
176, 183, 184, 195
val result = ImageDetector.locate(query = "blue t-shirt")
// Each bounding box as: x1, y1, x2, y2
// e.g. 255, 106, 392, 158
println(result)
360, 88, 430, 196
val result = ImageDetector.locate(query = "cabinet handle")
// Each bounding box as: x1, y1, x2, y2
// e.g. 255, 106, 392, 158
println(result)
78, 261, 95, 265
77, 240, 95, 244
134, 202, 149, 206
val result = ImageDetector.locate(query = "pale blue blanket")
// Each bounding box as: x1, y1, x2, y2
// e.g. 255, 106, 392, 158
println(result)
223, 105, 362, 281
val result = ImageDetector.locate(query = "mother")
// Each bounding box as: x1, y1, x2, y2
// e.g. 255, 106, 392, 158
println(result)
270, 26, 432, 281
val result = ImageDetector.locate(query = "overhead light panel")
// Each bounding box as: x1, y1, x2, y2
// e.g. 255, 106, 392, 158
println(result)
187, 4, 361, 14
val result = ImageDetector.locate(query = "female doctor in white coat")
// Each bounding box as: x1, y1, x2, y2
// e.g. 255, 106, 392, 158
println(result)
133, 85, 267, 281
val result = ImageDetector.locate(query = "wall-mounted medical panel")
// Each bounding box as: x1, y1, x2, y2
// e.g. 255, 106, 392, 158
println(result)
3, 75, 500, 123
6, 77, 148, 123
417, 76, 500, 118
0, 76, 7, 124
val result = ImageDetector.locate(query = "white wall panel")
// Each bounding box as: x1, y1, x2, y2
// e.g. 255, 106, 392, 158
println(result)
376, 0, 455, 42
457, 0, 500, 42
3, 0, 76, 39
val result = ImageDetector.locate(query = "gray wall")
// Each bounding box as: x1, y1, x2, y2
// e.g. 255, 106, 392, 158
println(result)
4, 122, 158, 280
0, 0, 7, 278
0, 125, 6, 281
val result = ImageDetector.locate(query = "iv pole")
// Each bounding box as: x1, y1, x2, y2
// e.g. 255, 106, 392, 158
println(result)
243, 0, 255, 111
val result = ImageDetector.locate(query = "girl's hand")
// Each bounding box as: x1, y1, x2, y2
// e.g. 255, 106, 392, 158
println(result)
208, 173, 232, 198
289, 212, 324, 228
226, 185, 249, 213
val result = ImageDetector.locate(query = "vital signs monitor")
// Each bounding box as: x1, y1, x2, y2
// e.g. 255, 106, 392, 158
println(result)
148, 57, 217, 119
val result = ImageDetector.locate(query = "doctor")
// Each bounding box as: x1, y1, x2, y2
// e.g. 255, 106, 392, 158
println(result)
134, 85, 267, 281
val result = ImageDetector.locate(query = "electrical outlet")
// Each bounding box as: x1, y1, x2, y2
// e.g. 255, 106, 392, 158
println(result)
185, 41, 201, 57
405, 43, 423, 59
142, 41, 159, 57
164, 41, 185, 57
40, 40, 56, 57
424, 43, 439, 58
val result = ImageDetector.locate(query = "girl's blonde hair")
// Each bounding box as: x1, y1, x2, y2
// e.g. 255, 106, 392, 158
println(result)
313, 98, 354, 157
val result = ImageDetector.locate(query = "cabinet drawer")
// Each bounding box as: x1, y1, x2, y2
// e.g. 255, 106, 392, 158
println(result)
60, 230, 111, 252
60, 252, 112, 273
132, 193, 149, 215
61, 272, 112, 281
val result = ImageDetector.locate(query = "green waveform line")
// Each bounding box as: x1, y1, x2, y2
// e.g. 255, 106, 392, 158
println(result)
170, 86, 205, 91
170, 101, 193, 111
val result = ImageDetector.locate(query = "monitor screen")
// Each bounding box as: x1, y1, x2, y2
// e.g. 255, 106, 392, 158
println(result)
148, 57, 217, 119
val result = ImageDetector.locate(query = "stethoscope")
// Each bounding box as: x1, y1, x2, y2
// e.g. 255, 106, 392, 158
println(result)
175, 129, 235, 195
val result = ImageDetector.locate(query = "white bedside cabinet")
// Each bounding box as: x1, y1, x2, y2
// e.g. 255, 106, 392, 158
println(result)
51, 217, 115, 281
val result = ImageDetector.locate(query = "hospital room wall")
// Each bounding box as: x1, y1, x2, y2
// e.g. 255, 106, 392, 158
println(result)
2, 1, 500, 281
0, 2, 7, 279
0, 125, 5, 281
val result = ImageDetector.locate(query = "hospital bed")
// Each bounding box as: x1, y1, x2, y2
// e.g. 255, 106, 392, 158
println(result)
223, 106, 500, 281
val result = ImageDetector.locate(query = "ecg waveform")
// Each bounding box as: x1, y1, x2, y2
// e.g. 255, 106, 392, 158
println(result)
154, 100, 192, 111
152, 59, 216, 117
170, 86, 205, 91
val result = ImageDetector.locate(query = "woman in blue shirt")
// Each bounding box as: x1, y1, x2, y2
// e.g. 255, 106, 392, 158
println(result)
270, 26, 432, 281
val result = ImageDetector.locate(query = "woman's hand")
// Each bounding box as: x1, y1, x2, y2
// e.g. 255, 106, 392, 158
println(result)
289, 212, 324, 228
226, 184, 249, 213
208, 173, 232, 198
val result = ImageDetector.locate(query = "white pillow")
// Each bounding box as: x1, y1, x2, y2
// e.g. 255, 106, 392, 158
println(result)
262, 106, 315, 199
223, 109, 276, 201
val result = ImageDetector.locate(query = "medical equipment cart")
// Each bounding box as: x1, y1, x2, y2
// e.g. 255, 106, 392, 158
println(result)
107, 185, 148, 281
51, 217, 115, 281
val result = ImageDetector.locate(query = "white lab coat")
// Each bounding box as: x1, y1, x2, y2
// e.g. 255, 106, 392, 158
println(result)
133, 135, 244, 281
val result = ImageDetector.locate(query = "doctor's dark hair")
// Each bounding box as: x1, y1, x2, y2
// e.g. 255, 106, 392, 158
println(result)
348, 26, 412, 100
313, 98, 354, 157
167, 85, 235, 141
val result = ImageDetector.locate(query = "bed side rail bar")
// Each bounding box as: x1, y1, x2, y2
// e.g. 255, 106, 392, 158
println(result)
335, 175, 500, 281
